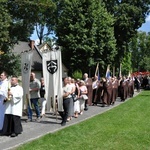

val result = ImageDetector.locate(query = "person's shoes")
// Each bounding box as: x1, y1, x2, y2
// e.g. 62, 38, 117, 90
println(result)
92, 103, 97, 106
10, 133, 18, 137
36, 117, 41, 122
40, 114, 46, 118
0, 132, 4, 136
101, 104, 105, 107
80, 111, 83, 115
74, 114, 78, 118
84, 107, 88, 111
61, 122, 66, 126
111, 102, 115, 105
26, 118, 32, 122
67, 117, 72, 122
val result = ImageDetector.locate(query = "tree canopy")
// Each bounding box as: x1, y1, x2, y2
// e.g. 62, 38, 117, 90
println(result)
0, 2, 11, 49
55, 0, 117, 76
6, 0, 56, 43
0, 0, 150, 76
130, 31, 150, 72
0, 0, 56, 75
103, 0, 150, 66
0, 1, 21, 76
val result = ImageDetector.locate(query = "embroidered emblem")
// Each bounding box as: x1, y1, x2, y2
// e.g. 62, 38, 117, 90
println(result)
47, 60, 58, 74
23, 62, 30, 73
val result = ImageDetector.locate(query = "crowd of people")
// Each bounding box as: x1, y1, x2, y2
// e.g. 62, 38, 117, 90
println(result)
60, 73, 150, 126
0, 70, 149, 137
0, 71, 45, 137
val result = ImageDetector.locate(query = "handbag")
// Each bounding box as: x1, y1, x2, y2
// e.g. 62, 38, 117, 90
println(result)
71, 93, 78, 102
82, 94, 88, 100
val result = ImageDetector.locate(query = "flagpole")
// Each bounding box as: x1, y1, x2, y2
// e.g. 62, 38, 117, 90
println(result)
26, 94, 32, 109
55, 95, 58, 120
113, 66, 115, 77
119, 63, 122, 77
95, 62, 99, 76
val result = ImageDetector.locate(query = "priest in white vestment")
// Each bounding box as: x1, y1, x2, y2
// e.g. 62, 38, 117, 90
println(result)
0, 71, 9, 131
1, 76, 23, 137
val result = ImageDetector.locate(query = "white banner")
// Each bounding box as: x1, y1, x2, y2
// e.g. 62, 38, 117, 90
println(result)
42, 49, 63, 112
21, 50, 33, 109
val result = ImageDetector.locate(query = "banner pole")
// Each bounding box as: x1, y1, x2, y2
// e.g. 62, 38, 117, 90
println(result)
95, 62, 99, 76
26, 94, 32, 109
55, 95, 58, 121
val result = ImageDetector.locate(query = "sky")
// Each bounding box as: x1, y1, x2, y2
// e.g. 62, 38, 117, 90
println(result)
30, 14, 150, 43
138, 14, 150, 32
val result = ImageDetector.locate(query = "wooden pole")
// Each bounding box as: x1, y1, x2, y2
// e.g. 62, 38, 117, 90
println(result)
95, 62, 99, 76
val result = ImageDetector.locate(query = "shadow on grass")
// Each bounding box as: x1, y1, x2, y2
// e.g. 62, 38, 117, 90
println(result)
139, 95, 150, 96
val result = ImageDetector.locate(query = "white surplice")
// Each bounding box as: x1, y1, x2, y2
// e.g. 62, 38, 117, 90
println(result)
0, 79, 8, 130
5, 85, 23, 117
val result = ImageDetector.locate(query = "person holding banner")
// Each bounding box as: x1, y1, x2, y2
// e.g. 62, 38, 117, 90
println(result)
26, 72, 41, 122
93, 78, 104, 105
0, 71, 9, 132
92, 75, 99, 105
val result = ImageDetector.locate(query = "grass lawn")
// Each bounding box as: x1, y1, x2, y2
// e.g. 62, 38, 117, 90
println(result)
17, 90, 150, 150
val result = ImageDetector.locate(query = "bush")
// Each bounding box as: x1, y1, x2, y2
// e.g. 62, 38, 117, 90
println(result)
72, 70, 82, 80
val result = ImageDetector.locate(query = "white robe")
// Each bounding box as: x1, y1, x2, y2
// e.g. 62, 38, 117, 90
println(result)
5, 85, 23, 117
0, 79, 8, 130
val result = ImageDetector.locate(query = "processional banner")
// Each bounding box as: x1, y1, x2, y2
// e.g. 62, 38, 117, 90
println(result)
42, 49, 63, 112
21, 50, 33, 109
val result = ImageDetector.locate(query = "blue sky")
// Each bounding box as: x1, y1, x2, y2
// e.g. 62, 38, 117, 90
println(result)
138, 14, 150, 32
30, 14, 150, 42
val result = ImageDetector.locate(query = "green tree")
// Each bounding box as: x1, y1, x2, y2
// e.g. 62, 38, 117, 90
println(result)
55, 0, 116, 76
72, 70, 82, 80
0, 0, 56, 75
0, 1, 21, 76
121, 51, 132, 75
103, 0, 150, 67
0, 1, 24, 76
0, 41, 21, 76
0, 1, 11, 49
139, 57, 150, 71
129, 31, 150, 72
6, 0, 56, 43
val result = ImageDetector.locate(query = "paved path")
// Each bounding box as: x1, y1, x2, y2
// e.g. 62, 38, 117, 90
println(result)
0, 91, 139, 150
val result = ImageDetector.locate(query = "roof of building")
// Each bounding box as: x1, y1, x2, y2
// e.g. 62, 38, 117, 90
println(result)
12, 41, 68, 71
